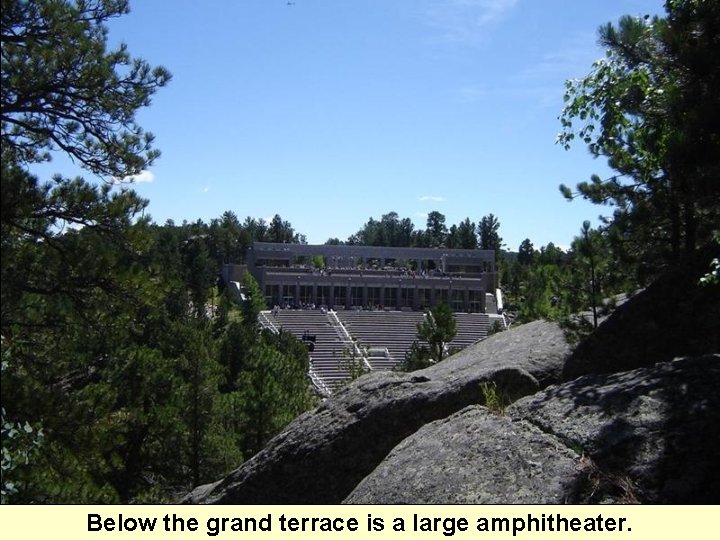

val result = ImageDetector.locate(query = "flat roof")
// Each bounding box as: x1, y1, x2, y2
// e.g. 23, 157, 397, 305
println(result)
250, 242, 495, 261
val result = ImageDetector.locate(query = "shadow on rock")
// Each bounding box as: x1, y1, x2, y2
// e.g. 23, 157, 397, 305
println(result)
563, 244, 720, 380
516, 355, 720, 503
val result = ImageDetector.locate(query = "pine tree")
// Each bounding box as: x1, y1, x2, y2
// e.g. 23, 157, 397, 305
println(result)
1, 0, 172, 502
478, 214, 504, 257
559, 1, 720, 277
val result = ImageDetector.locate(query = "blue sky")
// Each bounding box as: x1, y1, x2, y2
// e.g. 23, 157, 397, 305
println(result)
35, 0, 665, 250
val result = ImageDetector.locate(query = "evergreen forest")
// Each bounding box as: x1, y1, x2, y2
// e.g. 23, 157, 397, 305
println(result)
1, 0, 718, 503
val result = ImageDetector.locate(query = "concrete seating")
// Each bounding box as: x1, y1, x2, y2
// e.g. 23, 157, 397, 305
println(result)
338, 311, 426, 369
263, 309, 351, 390
451, 313, 490, 350
259, 309, 491, 395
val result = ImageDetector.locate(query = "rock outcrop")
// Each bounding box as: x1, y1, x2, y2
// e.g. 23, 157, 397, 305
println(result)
184, 319, 571, 504
344, 405, 580, 504
185, 266, 720, 504
345, 355, 720, 504
563, 244, 720, 380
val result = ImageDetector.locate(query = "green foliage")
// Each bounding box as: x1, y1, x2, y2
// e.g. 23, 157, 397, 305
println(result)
350, 211, 415, 247
236, 334, 314, 458
240, 272, 267, 327
178, 325, 221, 487
580, 221, 600, 328
1, 385, 44, 503
338, 341, 371, 384
445, 218, 479, 250
480, 381, 507, 415
146, 212, 303, 273
183, 237, 217, 319
558, 1, 720, 277
699, 257, 719, 287
0, 166, 180, 503
269, 214, 305, 244
517, 239, 535, 266
396, 304, 458, 372
478, 213, 504, 256
217, 320, 254, 391
425, 211, 448, 248
486, 320, 505, 336
699, 235, 720, 287
1, 1, 314, 503
397, 341, 433, 372
347, 210, 495, 251
503, 227, 638, 326
559, 315, 596, 345
417, 303, 457, 363
1, 0, 171, 177
207, 211, 246, 265
456, 218, 478, 249
516, 262, 571, 322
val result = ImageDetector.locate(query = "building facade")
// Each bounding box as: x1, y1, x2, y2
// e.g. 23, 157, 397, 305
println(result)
242, 242, 497, 313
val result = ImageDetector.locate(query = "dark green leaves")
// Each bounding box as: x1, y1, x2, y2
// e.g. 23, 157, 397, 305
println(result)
557, 1, 720, 276
1, 0, 171, 178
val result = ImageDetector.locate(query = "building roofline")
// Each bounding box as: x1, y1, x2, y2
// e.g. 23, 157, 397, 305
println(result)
250, 242, 495, 260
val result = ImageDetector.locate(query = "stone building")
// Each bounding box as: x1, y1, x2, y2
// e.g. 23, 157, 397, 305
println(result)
241, 242, 498, 313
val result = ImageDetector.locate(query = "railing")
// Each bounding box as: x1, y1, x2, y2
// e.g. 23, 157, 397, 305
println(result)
263, 310, 335, 397
327, 310, 372, 373
258, 311, 280, 334
496, 287, 504, 313
308, 363, 333, 398
502, 312, 510, 329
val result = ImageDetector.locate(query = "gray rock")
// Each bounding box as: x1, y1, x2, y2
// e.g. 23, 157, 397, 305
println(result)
184, 320, 570, 504
448, 319, 572, 388
346, 355, 719, 504
513, 354, 720, 503
563, 245, 720, 380
344, 406, 579, 504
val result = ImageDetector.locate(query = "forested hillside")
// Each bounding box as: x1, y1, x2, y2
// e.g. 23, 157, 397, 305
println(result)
0, 0, 314, 502
2, 0, 717, 503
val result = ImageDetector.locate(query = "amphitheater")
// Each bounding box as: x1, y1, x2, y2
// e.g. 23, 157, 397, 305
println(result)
225, 242, 504, 395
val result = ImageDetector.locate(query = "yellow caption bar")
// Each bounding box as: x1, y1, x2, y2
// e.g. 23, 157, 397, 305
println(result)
0, 505, 717, 539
